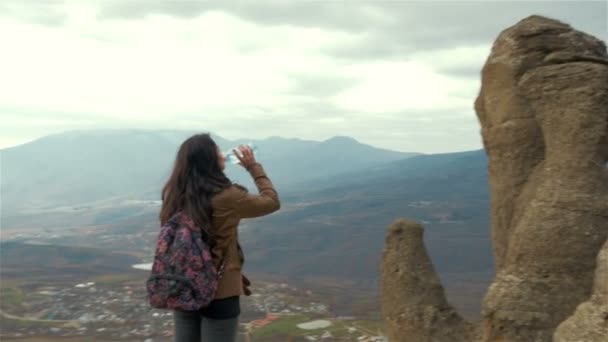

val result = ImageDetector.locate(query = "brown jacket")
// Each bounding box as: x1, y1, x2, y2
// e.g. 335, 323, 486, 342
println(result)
210, 163, 280, 299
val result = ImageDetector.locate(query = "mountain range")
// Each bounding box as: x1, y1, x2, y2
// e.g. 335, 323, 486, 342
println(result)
0, 129, 418, 213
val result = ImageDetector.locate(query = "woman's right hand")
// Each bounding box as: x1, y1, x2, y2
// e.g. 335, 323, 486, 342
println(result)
234, 145, 257, 169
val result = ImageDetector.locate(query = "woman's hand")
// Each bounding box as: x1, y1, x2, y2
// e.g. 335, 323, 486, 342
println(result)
234, 145, 257, 169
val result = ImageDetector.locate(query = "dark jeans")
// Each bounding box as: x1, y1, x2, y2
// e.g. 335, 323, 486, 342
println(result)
174, 310, 239, 342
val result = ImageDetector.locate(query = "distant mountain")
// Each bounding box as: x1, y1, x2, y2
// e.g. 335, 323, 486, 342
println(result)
1, 129, 418, 213
239, 135, 418, 189
290, 149, 489, 197
1, 130, 193, 212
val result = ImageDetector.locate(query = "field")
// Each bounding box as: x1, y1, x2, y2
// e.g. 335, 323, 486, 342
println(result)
250, 314, 385, 340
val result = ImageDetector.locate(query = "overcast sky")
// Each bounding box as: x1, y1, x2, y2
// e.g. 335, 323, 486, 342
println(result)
0, 1, 606, 153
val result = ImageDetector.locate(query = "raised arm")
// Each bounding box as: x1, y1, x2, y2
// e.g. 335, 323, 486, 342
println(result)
232, 145, 280, 218
234, 163, 280, 218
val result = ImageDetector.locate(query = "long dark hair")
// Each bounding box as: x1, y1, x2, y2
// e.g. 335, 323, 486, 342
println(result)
160, 133, 231, 239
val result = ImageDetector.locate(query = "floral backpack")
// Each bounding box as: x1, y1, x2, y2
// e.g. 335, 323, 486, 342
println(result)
146, 211, 224, 311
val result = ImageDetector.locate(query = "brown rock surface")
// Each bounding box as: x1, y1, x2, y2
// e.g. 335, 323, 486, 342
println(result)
381, 15, 608, 342
554, 240, 608, 342
381, 219, 473, 342
476, 15, 608, 342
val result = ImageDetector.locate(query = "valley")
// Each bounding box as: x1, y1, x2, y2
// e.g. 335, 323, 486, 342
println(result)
1, 131, 494, 340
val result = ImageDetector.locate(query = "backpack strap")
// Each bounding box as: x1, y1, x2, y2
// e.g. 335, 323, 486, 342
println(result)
185, 226, 228, 280
174, 211, 231, 281
215, 237, 232, 280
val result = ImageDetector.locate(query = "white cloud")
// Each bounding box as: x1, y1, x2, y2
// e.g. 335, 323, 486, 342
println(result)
332, 60, 474, 113
0, 7, 363, 118
1, 1, 601, 153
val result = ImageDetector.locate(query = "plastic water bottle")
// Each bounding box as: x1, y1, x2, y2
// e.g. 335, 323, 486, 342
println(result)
224, 143, 259, 165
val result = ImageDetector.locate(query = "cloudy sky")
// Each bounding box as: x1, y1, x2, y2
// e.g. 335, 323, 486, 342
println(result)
0, 1, 606, 153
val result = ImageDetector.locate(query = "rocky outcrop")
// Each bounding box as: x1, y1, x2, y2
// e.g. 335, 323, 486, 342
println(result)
381, 15, 608, 342
381, 219, 473, 342
554, 240, 608, 341
475, 14, 608, 342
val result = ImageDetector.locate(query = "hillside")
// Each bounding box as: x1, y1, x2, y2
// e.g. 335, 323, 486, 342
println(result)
237, 150, 493, 315
242, 150, 491, 277
0, 241, 140, 281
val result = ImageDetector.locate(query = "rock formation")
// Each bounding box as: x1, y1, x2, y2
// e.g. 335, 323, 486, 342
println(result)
381, 15, 608, 342
381, 219, 473, 342
554, 240, 608, 341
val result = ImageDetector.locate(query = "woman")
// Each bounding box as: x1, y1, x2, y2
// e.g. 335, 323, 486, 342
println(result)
159, 133, 280, 342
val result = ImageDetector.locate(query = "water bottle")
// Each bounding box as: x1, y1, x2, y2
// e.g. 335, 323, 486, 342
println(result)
224, 143, 259, 165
